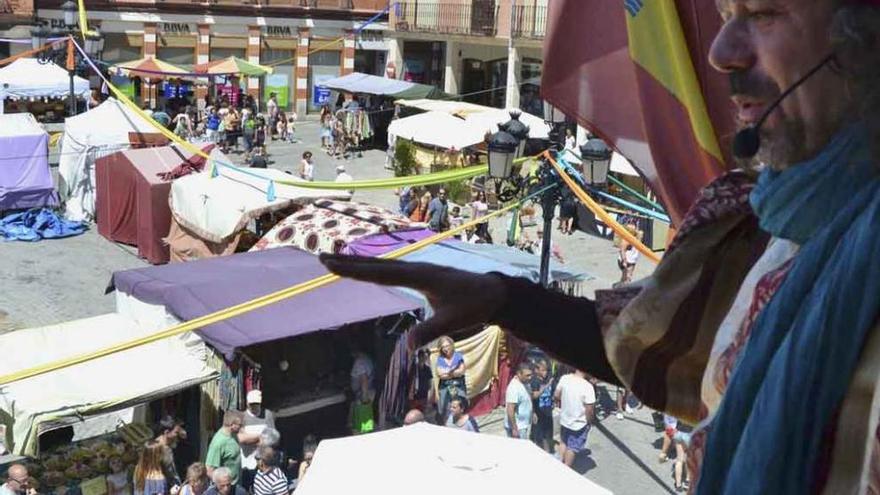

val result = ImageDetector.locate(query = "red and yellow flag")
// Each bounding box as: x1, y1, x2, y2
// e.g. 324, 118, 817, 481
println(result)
541, 1, 733, 225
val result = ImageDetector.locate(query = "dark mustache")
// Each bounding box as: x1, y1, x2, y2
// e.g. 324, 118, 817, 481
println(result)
729, 72, 780, 100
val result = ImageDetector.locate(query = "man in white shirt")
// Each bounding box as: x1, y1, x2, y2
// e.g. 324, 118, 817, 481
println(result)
504, 362, 534, 440
554, 369, 596, 467
238, 390, 276, 492
0, 465, 28, 495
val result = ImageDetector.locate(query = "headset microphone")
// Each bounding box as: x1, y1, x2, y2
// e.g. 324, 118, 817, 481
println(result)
732, 54, 834, 159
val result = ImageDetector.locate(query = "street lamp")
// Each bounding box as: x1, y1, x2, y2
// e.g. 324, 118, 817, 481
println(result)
30, 19, 103, 117
61, 0, 78, 28
501, 110, 530, 158
543, 101, 566, 150
580, 137, 612, 186
487, 128, 520, 180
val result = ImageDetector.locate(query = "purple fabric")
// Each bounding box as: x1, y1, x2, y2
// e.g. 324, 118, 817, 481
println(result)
0, 133, 57, 210
342, 228, 436, 257
111, 247, 421, 357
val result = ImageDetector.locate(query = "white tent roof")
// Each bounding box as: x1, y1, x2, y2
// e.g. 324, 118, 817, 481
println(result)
0, 313, 218, 456
297, 423, 613, 495
0, 58, 89, 100
463, 108, 551, 140
58, 98, 159, 222
171, 156, 352, 242
0, 113, 46, 137
395, 98, 491, 116
388, 111, 483, 150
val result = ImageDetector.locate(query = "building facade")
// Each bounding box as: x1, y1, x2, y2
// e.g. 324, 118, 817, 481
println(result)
6, 0, 390, 114
387, 0, 547, 116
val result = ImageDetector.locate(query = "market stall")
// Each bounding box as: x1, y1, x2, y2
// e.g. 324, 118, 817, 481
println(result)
319, 72, 447, 100
297, 423, 612, 494
95, 143, 214, 264
110, 246, 422, 457
167, 166, 350, 261
0, 58, 90, 121
387, 111, 481, 151
0, 113, 57, 212
249, 199, 415, 255
0, 312, 218, 458
58, 98, 167, 222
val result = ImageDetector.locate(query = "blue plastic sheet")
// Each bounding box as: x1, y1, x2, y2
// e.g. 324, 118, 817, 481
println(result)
0, 208, 87, 242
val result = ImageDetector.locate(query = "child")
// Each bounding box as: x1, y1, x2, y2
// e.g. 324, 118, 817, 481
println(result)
286, 112, 297, 143
449, 206, 464, 239
106, 455, 131, 495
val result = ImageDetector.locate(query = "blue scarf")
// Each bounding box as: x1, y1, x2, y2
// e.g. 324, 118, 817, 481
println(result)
697, 124, 880, 494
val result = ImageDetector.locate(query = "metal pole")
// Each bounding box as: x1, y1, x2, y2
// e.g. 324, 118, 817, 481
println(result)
68, 69, 76, 116
538, 159, 555, 287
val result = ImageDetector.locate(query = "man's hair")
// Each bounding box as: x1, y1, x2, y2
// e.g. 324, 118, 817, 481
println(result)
222, 410, 243, 427
156, 415, 182, 435
211, 467, 232, 484
517, 362, 533, 374
831, 5, 880, 158
260, 427, 281, 448
257, 445, 279, 467
450, 395, 469, 412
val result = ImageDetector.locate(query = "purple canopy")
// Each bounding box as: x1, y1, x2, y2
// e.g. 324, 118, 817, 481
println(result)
0, 114, 57, 211
111, 247, 421, 357
342, 228, 436, 257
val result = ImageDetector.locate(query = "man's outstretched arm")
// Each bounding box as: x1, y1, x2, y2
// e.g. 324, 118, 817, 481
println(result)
320, 255, 621, 386
491, 274, 620, 386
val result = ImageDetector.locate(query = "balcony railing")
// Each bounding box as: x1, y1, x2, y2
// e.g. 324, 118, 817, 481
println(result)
394, 2, 498, 37
511, 4, 547, 39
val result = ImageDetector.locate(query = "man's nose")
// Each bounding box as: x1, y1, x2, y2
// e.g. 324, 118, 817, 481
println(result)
709, 18, 756, 74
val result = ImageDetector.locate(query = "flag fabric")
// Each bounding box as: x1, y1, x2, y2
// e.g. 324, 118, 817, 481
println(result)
541, 1, 733, 225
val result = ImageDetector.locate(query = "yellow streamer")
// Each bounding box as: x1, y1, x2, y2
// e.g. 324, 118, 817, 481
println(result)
76, 0, 96, 38
546, 152, 661, 264
0, 199, 525, 386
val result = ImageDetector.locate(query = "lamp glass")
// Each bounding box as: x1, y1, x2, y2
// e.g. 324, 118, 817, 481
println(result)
62, 1, 77, 29
488, 149, 515, 179
543, 101, 565, 123
30, 27, 43, 51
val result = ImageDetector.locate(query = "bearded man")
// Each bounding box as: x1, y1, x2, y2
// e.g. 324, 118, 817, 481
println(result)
321, 0, 880, 492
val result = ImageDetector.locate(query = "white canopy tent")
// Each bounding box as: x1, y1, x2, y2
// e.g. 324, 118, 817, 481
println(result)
0, 313, 218, 456
296, 423, 612, 494
171, 163, 352, 242
387, 111, 483, 150
0, 58, 89, 114
58, 98, 158, 222
463, 108, 551, 140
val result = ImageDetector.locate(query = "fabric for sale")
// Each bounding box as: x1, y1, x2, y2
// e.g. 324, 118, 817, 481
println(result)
95, 143, 214, 264
249, 199, 413, 255
296, 423, 611, 495
0, 113, 57, 210
0, 313, 217, 456
58, 98, 165, 222
541, 1, 729, 224
0, 58, 89, 103
428, 326, 502, 401
0, 208, 86, 241
170, 166, 351, 243
111, 247, 422, 358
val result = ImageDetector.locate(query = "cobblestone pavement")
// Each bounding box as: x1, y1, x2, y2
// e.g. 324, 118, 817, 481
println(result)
0, 121, 669, 494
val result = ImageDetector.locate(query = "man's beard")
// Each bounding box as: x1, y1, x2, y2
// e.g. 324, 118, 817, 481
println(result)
738, 116, 808, 171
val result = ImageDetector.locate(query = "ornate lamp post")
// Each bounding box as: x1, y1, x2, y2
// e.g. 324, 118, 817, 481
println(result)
30, 1, 103, 117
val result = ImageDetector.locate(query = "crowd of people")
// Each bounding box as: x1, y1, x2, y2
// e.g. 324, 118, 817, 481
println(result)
141, 92, 298, 165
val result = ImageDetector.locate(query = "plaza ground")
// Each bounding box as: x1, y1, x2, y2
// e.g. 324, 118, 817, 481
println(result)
0, 119, 672, 494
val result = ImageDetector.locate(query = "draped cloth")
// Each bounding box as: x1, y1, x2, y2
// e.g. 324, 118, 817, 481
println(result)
594, 124, 880, 494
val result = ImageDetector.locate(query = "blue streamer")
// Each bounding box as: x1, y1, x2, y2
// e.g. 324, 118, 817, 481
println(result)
267, 180, 277, 202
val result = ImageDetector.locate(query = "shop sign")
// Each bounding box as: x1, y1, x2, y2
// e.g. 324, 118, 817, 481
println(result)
263, 74, 290, 108
264, 26, 293, 37
38, 18, 78, 29
163, 23, 192, 34
312, 74, 333, 107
